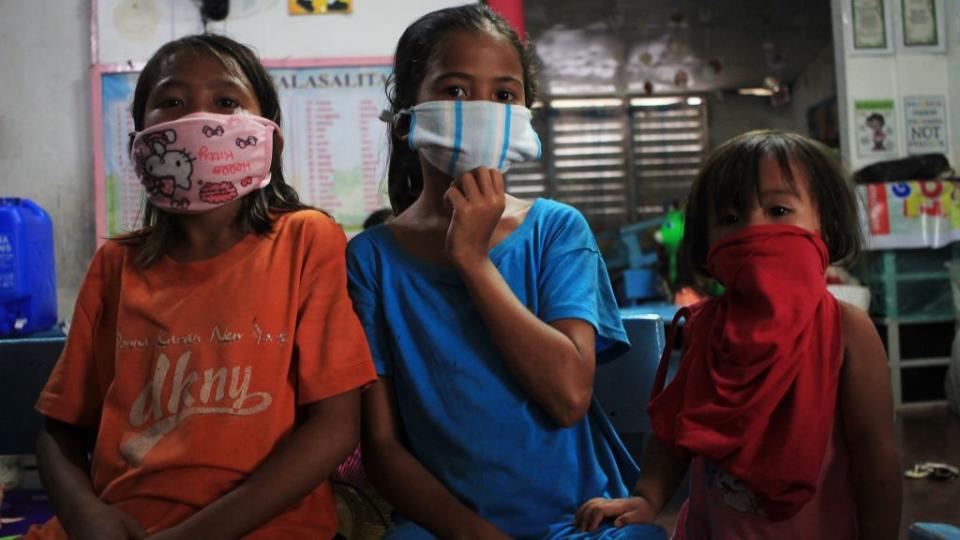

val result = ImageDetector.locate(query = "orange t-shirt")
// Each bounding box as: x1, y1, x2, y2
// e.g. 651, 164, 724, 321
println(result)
30, 210, 376, 539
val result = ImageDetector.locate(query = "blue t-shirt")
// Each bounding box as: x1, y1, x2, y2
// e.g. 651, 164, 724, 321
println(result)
346, 199, 639, 539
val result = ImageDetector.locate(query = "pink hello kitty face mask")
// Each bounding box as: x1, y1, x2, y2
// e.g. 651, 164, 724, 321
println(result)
130, 112, 278, 214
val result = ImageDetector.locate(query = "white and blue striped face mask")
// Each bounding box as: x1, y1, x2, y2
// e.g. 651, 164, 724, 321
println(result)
385, 100, 542, 178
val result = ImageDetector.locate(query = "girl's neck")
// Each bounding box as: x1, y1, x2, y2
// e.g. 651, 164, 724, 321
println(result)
402, 161, 455, 223
167, 200, 246, 262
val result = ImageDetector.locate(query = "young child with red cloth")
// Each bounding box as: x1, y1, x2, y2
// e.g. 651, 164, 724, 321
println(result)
576, 130, 901, 539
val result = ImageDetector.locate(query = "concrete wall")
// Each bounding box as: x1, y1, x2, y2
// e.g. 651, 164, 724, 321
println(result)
707, 93, 799, 148
707, 42, 837, 149
0, 2, 93, 321
791, 44, 837, 138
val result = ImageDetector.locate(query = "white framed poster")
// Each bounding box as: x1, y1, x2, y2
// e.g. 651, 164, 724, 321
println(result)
904, 96, 948, 154
847, 0, 895, 55
855, 99, 898, 158
897, 0, 946, 52
92, 58, 393, 242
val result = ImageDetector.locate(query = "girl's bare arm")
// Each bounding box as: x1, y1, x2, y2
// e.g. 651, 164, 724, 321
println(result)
446, 167, 596, 427
838, 302, 902, 540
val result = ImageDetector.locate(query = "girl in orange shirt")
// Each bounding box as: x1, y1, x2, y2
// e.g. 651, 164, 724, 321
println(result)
29, 34, 375, 540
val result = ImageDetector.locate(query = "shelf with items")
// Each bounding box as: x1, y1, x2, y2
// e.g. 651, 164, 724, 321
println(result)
873, 318, 952, 409
865, 245, 960, 323
858, 244, 959, 408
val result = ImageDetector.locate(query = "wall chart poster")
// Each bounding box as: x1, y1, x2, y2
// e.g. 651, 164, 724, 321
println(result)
904, 95, 948, 155
93, 59, 392, 240
854, 99, 897, 158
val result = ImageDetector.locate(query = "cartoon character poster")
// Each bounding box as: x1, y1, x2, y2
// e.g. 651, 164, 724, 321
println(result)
855, 99, 897, 158
288, 0, 351, 15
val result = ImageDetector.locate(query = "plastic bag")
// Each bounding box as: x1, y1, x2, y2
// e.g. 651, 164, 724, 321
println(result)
853, 153, 952, 184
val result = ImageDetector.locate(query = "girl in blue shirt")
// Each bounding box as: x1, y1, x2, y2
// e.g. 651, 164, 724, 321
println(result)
346, 5, 665, 539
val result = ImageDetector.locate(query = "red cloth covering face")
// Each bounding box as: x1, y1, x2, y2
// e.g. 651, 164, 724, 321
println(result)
648, 224, 843, 520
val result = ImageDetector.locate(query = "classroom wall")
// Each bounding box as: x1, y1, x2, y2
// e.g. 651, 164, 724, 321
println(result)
1, 0, 462, 321
790, 44, 837, 136
832, 0, 958, 172
706, 42, 837, 150
0, 2, 93, 322
707, 94, 798, 149
95, 0, 463, 64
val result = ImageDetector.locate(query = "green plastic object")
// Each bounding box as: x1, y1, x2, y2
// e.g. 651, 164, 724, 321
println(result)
659, 210, 684, 284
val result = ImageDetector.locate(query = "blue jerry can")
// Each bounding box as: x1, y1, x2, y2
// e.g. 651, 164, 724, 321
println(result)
0, 198, 57, 336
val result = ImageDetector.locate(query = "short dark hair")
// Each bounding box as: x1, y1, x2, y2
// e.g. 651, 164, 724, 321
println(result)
362, 207, 394, 230
679, 130, 863, 285
121, 34, 310, 266
384, 4, 539, 214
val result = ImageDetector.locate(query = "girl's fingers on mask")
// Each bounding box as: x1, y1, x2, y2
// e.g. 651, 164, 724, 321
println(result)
473, 167, 495, 197
444, 185, 467, 209
491, 169, 505, 195
458, 171, 481, 201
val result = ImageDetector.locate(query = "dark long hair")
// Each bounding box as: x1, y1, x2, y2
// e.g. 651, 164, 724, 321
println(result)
119, 34, 309, 266
385, 4, 538, 214
679, 130, 863, 287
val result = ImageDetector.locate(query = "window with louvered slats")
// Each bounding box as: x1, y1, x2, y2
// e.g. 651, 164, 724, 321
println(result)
630, 98, 708, 220
550, 105, 628, 227
505, 96, 707, 228
503, 105, 550, 200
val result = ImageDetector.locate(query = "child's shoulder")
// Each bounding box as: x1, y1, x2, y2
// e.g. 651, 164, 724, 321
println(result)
95, 238, 138, 271
533, 197, 586, 224
345, 224, 390, 263
837, 299, 887, 368
272, 209, 347, 246
837, 300, 877, 342
269, 210, 350, 259
273, 208, 340, 235
347, 220, 393, 247
528, 198, 594, 246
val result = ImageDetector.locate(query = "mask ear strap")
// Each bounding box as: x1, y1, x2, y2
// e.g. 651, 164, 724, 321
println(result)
651, 306, 692, 398
379, 109, 403, 123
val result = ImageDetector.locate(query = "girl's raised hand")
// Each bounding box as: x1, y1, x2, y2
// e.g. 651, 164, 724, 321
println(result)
443, 166, 506, 267
574, 496, 658, 532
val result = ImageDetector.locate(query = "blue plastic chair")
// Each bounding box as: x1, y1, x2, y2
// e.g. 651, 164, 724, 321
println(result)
594, 314, 665, 435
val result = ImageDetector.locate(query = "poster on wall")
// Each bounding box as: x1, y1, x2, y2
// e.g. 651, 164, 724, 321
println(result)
901, 0, 939, 46
94, 60, 392, 241
904, 95, 948, 154
862, 180, 960, 249
898, 0, 946, 53
851, 0, 891, 51
855, 99, 897, 158
288, 0, 352, 15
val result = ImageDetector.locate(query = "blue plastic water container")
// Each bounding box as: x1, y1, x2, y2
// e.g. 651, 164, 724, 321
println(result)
0, 198, 57, 336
